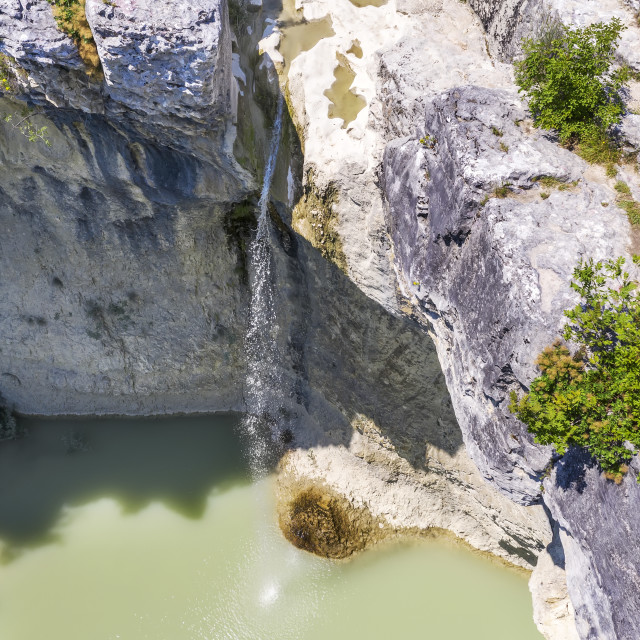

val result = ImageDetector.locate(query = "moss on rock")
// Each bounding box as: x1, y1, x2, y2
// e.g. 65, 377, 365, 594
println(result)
223, 199, 258, 284
46, 0, 102, 78
277, 476, 386, 559
292, 169, 348, 273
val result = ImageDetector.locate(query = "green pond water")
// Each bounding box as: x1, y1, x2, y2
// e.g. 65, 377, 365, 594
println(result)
0, 415, 542, 639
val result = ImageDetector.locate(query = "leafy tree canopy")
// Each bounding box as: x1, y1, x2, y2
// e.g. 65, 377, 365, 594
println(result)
514, 18, 629, 145
510, 256, 640, 482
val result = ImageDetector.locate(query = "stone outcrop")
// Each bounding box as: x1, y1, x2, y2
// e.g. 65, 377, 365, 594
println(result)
85, 0, 232, 135
0, 0, 259, 414
544, 450, 640, 640
383, 86, 625, 501
0, 0, 241, 154
467, 0, 542, 60
467, 0, 640, 65
382, 85, 639, 639
0, 0, 98, 110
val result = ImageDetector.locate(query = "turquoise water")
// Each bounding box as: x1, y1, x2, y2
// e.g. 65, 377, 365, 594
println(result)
0, 415, 541, 639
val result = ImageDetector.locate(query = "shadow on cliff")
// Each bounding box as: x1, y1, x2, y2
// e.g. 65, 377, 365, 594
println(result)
0, 91, 464, 560
263, 161, 463, 473
552, 447, 595, 495
248, 96, 464, 469
0, 414, 249, 561
293, 233, 463, 468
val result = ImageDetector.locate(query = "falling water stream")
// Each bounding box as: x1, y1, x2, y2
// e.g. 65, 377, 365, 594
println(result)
241, 94, 288, 477
0, 84, 541, 640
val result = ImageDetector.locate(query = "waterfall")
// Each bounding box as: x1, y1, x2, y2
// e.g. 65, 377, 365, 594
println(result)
241, 95, 287, 478
237, 95, 333, 618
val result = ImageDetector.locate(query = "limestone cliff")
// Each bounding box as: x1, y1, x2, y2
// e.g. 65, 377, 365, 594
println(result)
0, 0, 256, 413
277, 0, 640, 636
383, 86, 640, 639
1, 0, 639, 638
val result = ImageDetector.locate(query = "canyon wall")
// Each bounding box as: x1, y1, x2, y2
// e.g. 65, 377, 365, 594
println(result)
2, 0, 640, 638
383, 85, 640, 640
0, 0, 256, 413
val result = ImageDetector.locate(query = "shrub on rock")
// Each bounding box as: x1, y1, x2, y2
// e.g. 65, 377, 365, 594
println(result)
510, 256, 640, 479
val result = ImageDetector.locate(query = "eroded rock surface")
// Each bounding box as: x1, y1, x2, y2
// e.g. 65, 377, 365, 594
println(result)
0, 0, 258, 413
0, 101, 250, 414
544, 450, 640, 640
383, 86, 638, 639
85, 0, 232, 131
2, 0, 638, 637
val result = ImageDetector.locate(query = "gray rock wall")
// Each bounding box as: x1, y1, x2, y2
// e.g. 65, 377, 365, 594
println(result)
467, 0, 543, 59
467, 0, 640, 65
383, 85, 639, 638
0, 0, 241, 154
0, 99, 250, 415
544, 450, 640, 640
0, 0, 262, 414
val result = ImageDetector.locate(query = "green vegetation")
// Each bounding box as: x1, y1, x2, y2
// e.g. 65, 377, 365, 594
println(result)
478, 182, 512, 206
493, 183, 512, 198
4, 112, 51, 146
614, 181, 640, 225
0, 53, 18, 94
292, 169, 348, 273
223, 199, 258, 283
419, 134, 436, 149
515, 18, 629, 163
510, 256, 640, 481
45, 0, 102, 76
228, 0, 247, 34
533, 175, 577, 190
1, 55, 51, 146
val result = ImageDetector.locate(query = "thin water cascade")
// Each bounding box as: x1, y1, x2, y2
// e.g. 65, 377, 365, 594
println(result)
241, 93, 287, 478
237, 94, 331, 624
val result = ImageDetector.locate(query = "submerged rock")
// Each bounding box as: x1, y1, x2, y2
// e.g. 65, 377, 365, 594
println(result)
278, 482, 379, 558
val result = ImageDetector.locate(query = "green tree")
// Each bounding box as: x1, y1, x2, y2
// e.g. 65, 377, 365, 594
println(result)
510, 256, 640, 482
514, 19, 629, 148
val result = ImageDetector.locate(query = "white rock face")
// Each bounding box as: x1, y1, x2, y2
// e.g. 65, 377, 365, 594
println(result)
278, 0, 640, 636
284, 0, 514, 310
530, 524, 580, 640
278, 0, 575, 636
85, 0, 232, 123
